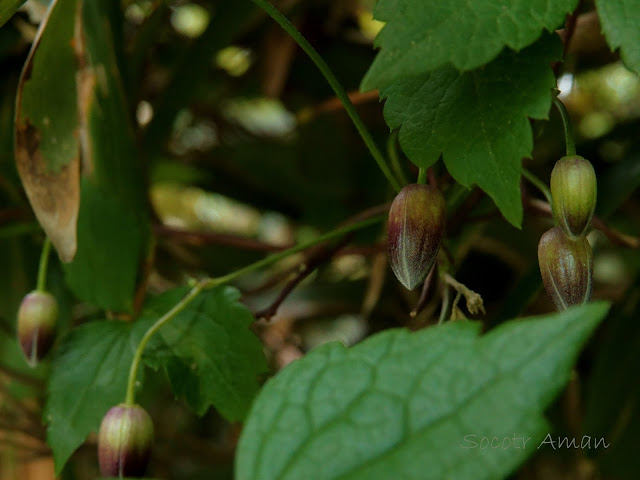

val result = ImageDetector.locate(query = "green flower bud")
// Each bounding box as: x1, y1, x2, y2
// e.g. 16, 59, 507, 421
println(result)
17, 290, 58, 366
538, 227, 593, 310
550, 155, 597, 238
98, 404, 154, 478
387, 184, 446, 290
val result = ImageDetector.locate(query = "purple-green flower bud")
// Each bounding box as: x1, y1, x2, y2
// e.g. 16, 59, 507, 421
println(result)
550, 155, 597, 238
17, 290, 58, 366
98, 404, 154, 478
387, 184, 446, 290
538, 227, 593, 311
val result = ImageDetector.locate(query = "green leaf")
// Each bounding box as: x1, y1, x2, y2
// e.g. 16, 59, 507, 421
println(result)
142, 286, 268, 421
0, 0, 26, 29
63, 179, 144, 311
14, 0, 80, 262
62, 2, 149, 310
361, 0, 577, 90
236, 302, 609, 480
78, 2, 146, 208
44, 319, 152, 475
381, 37, 561, 227
595, 0, 640, 73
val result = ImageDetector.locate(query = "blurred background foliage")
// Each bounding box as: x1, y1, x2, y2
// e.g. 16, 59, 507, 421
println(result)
0, 0, 640, 479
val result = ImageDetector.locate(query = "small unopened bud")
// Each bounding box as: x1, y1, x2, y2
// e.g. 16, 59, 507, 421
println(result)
550, 155, 597, 238
17, 291, 58, 366
538, 227, 593, 310
387, 184, 446, 290
98, 404, 154, 478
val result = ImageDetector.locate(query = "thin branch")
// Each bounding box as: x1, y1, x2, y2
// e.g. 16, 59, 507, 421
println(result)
339, 244, 386, 256
438, 283, 450, 325
410, 264, 437, 318
522, 168, 553, 205
13, 448, 54, 463
242, 261, 309, 295
297, 90, 380, 122
0, 390, 43, 429
253, 235, 352, 321
154, 203, 391, 253
243, 243, 386, 296
526, 198, 640, 248
591, 217, 640, 248
0, 419, 45, 442
0, 437, 49, 455
0, 364, 44, 389
343, 202, 391, 224
361, 251, 387, 319
154, 227, 387, 257
154, 224, 290, 252
387, 130, 410, 186
206, 211, 386, 288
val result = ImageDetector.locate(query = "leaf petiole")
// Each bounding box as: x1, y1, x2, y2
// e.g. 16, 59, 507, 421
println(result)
417, 168, 427, 185
522, 168, 553, 205
36, 237, 52, 292
553, 97, 577, 157
387, 130, 410, 186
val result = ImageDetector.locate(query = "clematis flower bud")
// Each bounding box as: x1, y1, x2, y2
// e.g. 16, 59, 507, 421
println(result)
17, 290, 58, 366
98, 404, 154, 478
550, 155, 597, 238
387, 184, 446, 290
538, 227, 593, 310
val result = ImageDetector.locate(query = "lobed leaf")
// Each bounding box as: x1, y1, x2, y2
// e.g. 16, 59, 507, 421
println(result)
44, 319, 152, 474
361, 0, 577, 90
381, 36, 561, 227
142, 286, 268, 421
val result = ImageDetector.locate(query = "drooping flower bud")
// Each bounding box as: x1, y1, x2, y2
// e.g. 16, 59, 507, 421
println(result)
538, 227, 593, 310
17, 290, 58, 366
98, 404, 154, 478
387, 184, 446, 290
550, 155, 597, 238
